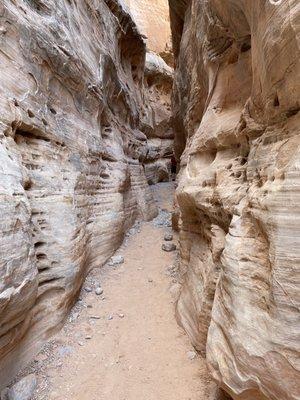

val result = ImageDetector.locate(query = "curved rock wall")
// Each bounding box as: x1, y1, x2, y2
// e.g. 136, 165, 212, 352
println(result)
169, 1, 300, 399
123, 0, 175, 185
143, 52, 174, 184
0, 0, 161, 388
121, 1, 174, 185
123, 0, 171, 55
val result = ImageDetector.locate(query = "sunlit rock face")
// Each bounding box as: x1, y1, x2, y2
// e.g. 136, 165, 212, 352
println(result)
0, 0, 159, 387
119, 1, 175, 184
169, 0, 300, 399
123, 0, 174, 184
143, 52, 174, 184
123, 0, 171, 54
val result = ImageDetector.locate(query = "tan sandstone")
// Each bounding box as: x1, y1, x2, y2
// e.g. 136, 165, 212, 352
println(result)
169, 1, 300, 399
124, 0, 171, 55
0, 0, 171, 388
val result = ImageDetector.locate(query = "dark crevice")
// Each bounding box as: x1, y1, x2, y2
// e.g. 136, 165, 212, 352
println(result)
273, 94, 280, 107
38, 276, 62, 287
24, 0, 52, 15
15, 128, 50, 143
23, 179, 32, 190
286, 106, 299, 118
27, 110, 35, 118
241, 35, 251, 53
49, 107, 57, 115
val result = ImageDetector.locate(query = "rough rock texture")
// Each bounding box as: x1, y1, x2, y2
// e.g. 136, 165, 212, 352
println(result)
169, 1, 300, 399
122, 0, 174, 184
0, 0, 163, 388
143, 52, 174, 184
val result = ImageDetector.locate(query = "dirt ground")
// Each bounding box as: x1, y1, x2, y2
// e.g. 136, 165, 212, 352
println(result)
25, 182, 215, 400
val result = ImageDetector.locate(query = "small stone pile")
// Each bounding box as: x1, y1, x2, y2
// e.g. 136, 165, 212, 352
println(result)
161, 233, 176, 252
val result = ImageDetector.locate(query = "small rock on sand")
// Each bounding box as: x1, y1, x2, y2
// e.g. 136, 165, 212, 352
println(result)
164, 233, 173, 241
187, 351, 197, 360
162, 243, 176, 252
6, 374, 37, 400
95, 287, 103, 296
108, 255, 124, 266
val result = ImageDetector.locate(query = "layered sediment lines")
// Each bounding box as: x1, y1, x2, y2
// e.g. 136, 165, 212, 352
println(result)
0, 0, 171, 387
169, 1, 300, 399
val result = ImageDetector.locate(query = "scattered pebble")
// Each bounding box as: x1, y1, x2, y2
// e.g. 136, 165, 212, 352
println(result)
152, 209, 172, 227
95, 287, 103, 296
164, 233, 173, 241
148, 278, 153, 283
70, 312, 79, 321
166, 265, 178, 278
57, 346, 73, 358
90, 315, 101, 320
118, 313, 125, 319
78, 341, 85, 347
34, 353, 48, 363
125, 224, 141, 236
85, 335, 92, 340
6, 374, 37, 400
187, 351, 197, 360
108, 255, 124, 266
108, 315, 114, 320
84, 287, 92, 293
162, 243, 176, 252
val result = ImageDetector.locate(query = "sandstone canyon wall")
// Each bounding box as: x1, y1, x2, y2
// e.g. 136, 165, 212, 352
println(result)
123, 0, 171, 55
169, 1, 300, 399
0, 0, 169, 388
121, 0, 174, 185
124, 0, 174, 185
143, 51, 174, 184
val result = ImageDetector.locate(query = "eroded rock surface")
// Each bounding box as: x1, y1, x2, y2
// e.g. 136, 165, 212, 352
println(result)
122, 0, 175, 184
169, 1, 300, 399
0, 0, 171, 388
143, 52, 174, 184
124, 0, 171, 55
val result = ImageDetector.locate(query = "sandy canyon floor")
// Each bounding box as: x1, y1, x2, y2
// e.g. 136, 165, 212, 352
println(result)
17, 182, 215, 400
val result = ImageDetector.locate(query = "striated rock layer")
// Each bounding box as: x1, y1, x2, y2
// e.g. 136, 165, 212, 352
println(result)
122, 0, 174, 184
124, 0, 175, 184
169, 0, 300, 399
0, 0, 168, 388
143, 51, 174, 184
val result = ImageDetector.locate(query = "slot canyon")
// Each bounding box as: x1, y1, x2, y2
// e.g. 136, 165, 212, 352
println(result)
0, 1, 299, 400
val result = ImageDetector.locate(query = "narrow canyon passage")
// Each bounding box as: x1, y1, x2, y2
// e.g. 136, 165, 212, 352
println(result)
1, 1, 299, 399
25, 183, 214, 400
